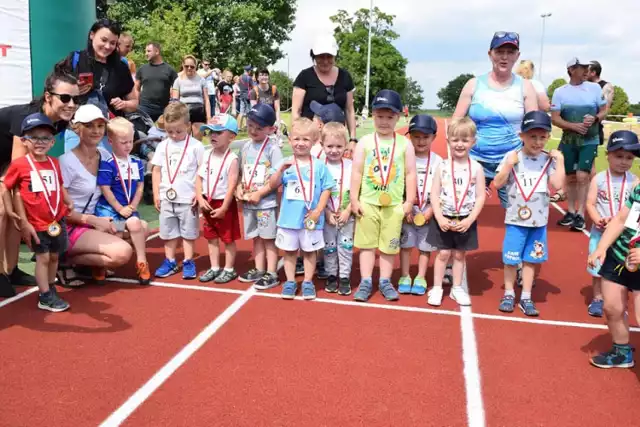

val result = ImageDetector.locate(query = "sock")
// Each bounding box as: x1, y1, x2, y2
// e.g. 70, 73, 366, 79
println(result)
362, 277, 372, 283
614, 343, 631, 354
521, 291, 532, 300
224, 267, 234, 272
211, 266, 221, 271
267, 271, 276, 277
505, 289, 516, 298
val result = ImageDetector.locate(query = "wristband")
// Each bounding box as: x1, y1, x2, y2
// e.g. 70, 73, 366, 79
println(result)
349, 137, 358, 143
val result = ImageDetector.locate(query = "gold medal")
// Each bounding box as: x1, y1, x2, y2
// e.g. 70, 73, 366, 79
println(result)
305, 218, 316, 230
517, 205, 532, 221
379, 192, 392, 206
413, 213, 426, 227
47, 221, 61, 237
449, 217, 459, 227
166, 188, 177, 201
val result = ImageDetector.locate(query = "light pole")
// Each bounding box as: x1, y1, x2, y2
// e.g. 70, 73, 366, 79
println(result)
539, 12, 552, 82
363, 0, 373, 115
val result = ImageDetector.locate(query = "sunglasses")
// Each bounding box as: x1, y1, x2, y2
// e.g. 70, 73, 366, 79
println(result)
326, 86, 335, 103
24, 135, 55, 144
184, 65, 196, 70
493, 31, 520, 42
50, 92, 80, 104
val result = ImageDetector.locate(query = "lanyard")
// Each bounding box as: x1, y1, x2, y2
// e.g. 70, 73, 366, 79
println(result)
206, 149, 230, 199
245, 137, 268, 190
165, 135, 190, 186
606, 169, 626, 217
512, 154, 552, 202
416, 153, 432, 210
295, 157, 314, 211
326, 158, 343, 212
451, 158, 472, 213
374, 133, 396, 190
114, 155, 133, 204
26, 155, 60, 220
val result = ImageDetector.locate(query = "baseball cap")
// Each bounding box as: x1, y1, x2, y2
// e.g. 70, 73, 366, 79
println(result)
607, 130, 640, 156
566, 57, 589, 69
407, 114, 437, 135
310, 101, 346, 124
20, 113, 56, 136
73, 104, 108, 124
490, 31, 520, 50
200, 114, 239, 135
311, 35, 338, 57
247, 103, 276, 127
521, 111, 552, 133
372, 89, 403, 113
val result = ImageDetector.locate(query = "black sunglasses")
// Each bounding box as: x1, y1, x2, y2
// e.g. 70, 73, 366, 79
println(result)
50, 92, 80, 105
184, 65, 196, 70
326, 86, 335, 103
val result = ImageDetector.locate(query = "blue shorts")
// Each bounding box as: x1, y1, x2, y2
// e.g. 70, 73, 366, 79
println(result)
587, 226, 603, 277
94, 202, 140, 224
502, 224, 548, 265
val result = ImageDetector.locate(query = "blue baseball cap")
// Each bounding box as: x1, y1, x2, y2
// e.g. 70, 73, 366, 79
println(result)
200, 114, 238, 135
607, 130, 640, 156
407, 114, 437, 135
372, 89, 403, 113
20, 113, 56, 136
521, 111, 552, 133
247, 103, 276, 127
490, 31, 520, 50
310, 101, 346, 124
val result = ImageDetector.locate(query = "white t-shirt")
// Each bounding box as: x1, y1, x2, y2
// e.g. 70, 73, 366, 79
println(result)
594, 170, 636, 219
60, 148, 110, 215
311, 143, 326, 161
198, 149, 238, 200
438, 158, 482, 217
325, 158, 352, 211
415, 152, 443, 212
151, 135, 205, 203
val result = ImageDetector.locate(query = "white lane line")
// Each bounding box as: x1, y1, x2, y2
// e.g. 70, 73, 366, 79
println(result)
0, 287, 39, 308
99, 286, 256, 427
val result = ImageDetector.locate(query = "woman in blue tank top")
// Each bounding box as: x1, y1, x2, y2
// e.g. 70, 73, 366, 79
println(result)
453, 32, 538, 207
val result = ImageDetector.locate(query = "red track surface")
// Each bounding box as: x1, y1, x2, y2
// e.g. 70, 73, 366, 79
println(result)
1, 118, 638, 427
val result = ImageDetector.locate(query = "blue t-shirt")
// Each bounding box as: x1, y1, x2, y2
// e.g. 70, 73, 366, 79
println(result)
96, 154, 145, 209
277, 157, 334, 230
551, 82, 606, 146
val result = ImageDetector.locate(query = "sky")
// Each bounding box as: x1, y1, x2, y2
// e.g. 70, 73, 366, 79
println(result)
273, 0, 640, 109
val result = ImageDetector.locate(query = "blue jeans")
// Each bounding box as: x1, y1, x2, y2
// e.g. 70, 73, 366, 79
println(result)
477, 160, 508, 208
138, 102, 165, 122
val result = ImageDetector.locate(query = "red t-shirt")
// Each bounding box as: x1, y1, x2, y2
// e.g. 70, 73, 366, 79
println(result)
2, 156, 68, 232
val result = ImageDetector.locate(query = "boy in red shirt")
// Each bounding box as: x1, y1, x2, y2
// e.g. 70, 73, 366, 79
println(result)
1, 113, 73, 312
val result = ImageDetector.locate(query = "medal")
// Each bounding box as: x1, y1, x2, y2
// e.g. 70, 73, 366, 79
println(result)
114, 155, 133, 204
625, 233, 640, 272
47, 222, 62, 237
449, 217, 459, 226
166, 188, 177, 201
326, 158, 344, 213
606, 169, 626, 217
26, 155, 61, 235
415, 153, 432, 224
244, 137, 268, 193
305, 218, 316, 230
517, 206, 532, 220
512, 152, 552, 221
164, 135, 190, 202
451, 157, 472, 216
374, 133, 396, 206
206, 149, 230, 200
413, 213, 426, 226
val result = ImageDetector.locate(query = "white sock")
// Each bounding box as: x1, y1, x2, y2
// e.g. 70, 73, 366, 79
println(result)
505, 289, 516, 297
521, 291, 532, 300
224, 267, 234, 272
211, 266, 220, 271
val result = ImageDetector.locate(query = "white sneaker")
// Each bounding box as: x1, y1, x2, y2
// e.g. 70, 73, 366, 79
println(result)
450, 286, 471, 306
427, 287, 444, 306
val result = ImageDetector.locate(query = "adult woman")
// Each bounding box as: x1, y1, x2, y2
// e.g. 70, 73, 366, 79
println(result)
516, 60, 550, 111
171, 55, 211, 138
292, 36, 357, 151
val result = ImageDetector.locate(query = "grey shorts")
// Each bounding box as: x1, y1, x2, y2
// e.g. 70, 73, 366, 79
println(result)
159, 201, 200, 241
239, 97, 251, 115
243, 208, 277, 240
400, 222, 437, 252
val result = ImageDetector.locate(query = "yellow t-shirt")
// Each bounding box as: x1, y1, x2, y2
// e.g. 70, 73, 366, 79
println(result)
359, 132, 408, 206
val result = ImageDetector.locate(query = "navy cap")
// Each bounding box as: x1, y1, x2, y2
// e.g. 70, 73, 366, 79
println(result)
490, 31, 520, 50
407, 114, 437, 135
372, 89, 403, 113
247, 103, 276, 127
607, 130, 640, 156
20, 113, 55, 136
521, 111, 552, 133
310, 101, 346, 124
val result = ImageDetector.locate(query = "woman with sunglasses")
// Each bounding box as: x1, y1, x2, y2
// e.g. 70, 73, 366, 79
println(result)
171, 55, 211, 139
0, 70, 80, 296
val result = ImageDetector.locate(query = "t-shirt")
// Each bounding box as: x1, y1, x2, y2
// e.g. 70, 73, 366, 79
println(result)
325, 158, 353, 212
359, 133, 409, 207
198, 149, 238, 200
610, 184, 640, 264
293, 67, 355, 120
277, 157, 334, 230
151, 135, 205, 203
217, 81, 234, 113
497, 149, 557, 227
2, 156, 68, 231
249, 85, 280, 107
310, 143, 326, 161
438, 158, 482, 217
551, 82, 606, 146
239, 138, 283, 210
592, 170, 636, 220
173, 75, 206, 105
60, 149, 109, 215
413, 152, 443, 213
136, 62, 179, 108
238, 73, 254, 98
96, 154, 145, 209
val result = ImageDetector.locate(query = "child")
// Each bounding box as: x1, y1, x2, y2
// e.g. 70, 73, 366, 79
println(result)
321, 122, 354, 295
493, 111, 565, 316
95, 117, 150, 284
351, 89, 417, 302
269, 118, 333, 299
1, 113, 73, 312
309, 101, 346, 161
588, 132, 640, 369
152, 102, 205, 279
585, 130, 639, 317
428, 117, 486, 307
236, 103, 283, 289
196, 114, 241, 283
399, 115, 443, 295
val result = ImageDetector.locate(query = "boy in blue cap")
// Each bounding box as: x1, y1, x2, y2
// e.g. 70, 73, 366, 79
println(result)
493, 111, 565, 316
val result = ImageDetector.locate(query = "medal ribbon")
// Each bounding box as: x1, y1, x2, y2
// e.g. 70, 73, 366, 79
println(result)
512, 155, 552, 203
326, 158, 343, 212
206, 149, 230, 200
374, 133, 396, 191
26, 155, 60, 221
451, 157, 472, 214
245, 137, 269, 191
416, 153, 432, 211
295, 157, 314, 211
606, 169, 626, 217
114, 155, 133, 204
165, 135, 190, 187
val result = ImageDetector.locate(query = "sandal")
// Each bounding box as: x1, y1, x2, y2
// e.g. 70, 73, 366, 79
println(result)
56, 267, 87, 288
550, 191, 567, 203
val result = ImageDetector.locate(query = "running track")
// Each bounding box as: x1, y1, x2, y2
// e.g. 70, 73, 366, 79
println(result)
1, 119, 639, 427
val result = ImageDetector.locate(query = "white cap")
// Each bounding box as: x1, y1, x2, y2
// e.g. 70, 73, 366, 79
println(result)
566, 57, 589, 68
311, 35, 338, 57
73, 104, 108, 124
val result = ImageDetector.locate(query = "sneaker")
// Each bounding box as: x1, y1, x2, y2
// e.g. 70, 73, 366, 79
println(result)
0, 274, 16, 298
590, 344, 635, 369
338, 277, 352, 296
238, 268, 265, 283
254, 273, 280, 290
443, 266, 453, 286
427, 287, 444, 306
281, 281, 297, 299
516, 265, 536, 288
571, 214, 586, 232
199, 268, 221, 283
557, 212, 575, 227
9, 267, 36, 286
450, 286, 471, 306
398, 276, 412, 294
302, 281, 316, 300
411, 277, 428, 296
353, 279, 373, 302
325, 275, 339, 293
588, 299, 604, 317
295, 257, 305, 276
498, 294, 516, 313
183, 259, 197, 280
92, 267, 107, 285
38, 290, 70, 312
214, 269, 238, 284
155, 259, 179, 278
316, 260, 328, 280
519, 299, 539, 317
379, 279, 400, 301
136, 262, 151, 285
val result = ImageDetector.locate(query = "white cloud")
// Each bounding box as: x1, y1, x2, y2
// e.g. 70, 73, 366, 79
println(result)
273, 0, 640, 108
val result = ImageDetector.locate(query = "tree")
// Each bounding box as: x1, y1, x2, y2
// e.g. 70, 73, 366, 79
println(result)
546, 78, 567, 100
436, 73, 473, 111
628, 103, 640, 116
403, 77, 424, 111
330, 7, 408, 111
269, 70, 293, 112
609, 86, 630, 119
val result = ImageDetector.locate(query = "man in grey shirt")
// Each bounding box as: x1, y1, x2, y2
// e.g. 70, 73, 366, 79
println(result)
135, 42, 178, 121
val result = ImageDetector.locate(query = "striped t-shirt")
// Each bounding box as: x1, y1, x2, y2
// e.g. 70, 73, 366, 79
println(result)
610, 184, 640, 264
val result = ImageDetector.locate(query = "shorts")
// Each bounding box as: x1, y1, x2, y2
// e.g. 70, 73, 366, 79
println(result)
94, 202, 140, 227
159, 201, 200, 240
243, 207, 277, 240
587, 226, 603, 277
203, 198, 241, 244
66, 224, 91, 252
476, 160, 508, 208
559, 142, 598, 174
276, 227, 325, 252
502, 224, 548, 265
32, 218, 69, 255
426, 215, 479, 251
599, 248, 640, 291
400, 222, 437, 252
186, 103, 206, 123
239, 97, 250, 115
354, 202, 404, 255
138, 102, 165, 122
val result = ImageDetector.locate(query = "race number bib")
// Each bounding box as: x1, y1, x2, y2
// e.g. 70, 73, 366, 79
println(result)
624, 202, 640, 231
516, 170, 548, 194
417, 167, 434, 194
117, 160, 140, 181
243, 164, 266, 186
285, 180, 305, 201
30, 170, 56, 192
168, 151, 189, 175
